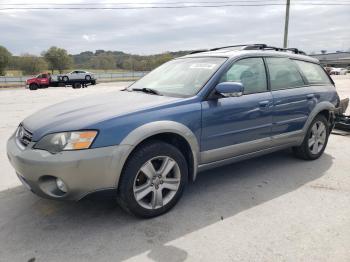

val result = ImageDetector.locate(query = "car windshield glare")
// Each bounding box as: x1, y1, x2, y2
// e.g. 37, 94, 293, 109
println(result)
129, 57, 226, 97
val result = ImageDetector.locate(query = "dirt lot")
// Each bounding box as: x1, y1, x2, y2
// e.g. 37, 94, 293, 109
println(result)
0, 78, 349, 261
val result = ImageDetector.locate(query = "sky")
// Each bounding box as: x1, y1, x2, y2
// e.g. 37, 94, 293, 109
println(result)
0, 0, 349, 55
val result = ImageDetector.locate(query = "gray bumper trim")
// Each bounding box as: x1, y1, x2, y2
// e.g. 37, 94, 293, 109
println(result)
7, 135, 131, 200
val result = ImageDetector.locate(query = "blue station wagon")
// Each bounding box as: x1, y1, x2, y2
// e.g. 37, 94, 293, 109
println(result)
7, 44, 339, 217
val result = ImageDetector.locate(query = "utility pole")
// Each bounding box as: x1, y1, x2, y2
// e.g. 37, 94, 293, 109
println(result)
283, 0, 291, 48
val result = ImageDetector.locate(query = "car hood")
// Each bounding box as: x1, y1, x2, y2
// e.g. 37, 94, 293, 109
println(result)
23, 90, 181, 141
26, 77, 36, 83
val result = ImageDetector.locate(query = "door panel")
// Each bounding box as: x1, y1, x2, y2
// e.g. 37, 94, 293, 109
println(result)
265, 57, 315, 138
200, 57, 274, 164
201, 92, 273, 161
271, 86, 315, 136
70, 71, 78, 80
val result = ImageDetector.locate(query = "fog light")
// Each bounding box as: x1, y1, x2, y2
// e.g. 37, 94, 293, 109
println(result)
56, 178, 68, 193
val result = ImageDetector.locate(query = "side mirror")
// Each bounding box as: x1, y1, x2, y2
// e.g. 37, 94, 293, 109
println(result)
215, 82, 244, 98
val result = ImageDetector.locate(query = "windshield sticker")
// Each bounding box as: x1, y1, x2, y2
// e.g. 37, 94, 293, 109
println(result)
190, 63, 217, 69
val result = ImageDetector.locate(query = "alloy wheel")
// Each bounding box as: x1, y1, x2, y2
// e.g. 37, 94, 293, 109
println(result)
308, 121, 327, 154
133, 156, 181, 210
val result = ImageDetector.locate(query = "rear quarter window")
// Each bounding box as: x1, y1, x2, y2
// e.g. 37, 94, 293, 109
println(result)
293, 60, 331, 85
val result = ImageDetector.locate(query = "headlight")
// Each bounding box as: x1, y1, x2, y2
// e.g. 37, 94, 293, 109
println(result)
34, 131, 98, 153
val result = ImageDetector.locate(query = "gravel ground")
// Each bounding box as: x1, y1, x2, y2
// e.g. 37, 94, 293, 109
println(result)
0, 78, 349, 262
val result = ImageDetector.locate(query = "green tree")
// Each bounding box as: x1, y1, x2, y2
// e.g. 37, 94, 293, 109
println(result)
122, 57, 135, 71
42, 46, 73, 73
156, 53, 173, 65
0, 45, 11, 75
18, 54, 48, 75
88, 54, 116, 70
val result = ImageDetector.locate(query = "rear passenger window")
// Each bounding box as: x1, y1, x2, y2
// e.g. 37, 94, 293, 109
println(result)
266, 58, 305, 91
294, 60, 331, 85
219, 58, 267, 94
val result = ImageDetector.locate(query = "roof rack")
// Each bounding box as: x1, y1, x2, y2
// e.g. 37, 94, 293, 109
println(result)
189, 44, 306, 55
285, 48, 306, 55
189, 49, 209, 54
242, 44, 306, 55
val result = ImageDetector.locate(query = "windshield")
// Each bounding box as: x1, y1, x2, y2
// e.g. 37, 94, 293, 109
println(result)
129, 57, 226, 97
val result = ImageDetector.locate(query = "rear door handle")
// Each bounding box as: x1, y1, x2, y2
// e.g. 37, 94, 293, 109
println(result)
259, 100, 270, 107
306, 94, 315, 100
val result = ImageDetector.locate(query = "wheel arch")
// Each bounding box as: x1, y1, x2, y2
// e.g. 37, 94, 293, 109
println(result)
118, 121, 200, 184
303, 101, 335, 133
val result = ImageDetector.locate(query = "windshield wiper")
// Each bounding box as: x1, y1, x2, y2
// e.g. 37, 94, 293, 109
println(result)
131, 88, 162, 96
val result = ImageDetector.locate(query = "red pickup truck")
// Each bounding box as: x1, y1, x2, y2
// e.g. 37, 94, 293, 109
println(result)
26, 72, 96, 90
26, 73, 51, 90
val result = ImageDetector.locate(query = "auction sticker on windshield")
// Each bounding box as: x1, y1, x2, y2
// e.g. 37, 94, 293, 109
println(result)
190, 63, 217, 69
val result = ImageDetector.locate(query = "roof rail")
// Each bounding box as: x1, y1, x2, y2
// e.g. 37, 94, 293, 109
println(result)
285, 48, 306, 55
242, 44, 306, 55
189, 44, 306, 55
209, 44, 251, 51
189, 49, 209, 54
189, 44, 248, 54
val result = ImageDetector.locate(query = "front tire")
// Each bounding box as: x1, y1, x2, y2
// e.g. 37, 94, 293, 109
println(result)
29, 84, 38, 90
118, 141, 188, 218
293, 114, 330, 160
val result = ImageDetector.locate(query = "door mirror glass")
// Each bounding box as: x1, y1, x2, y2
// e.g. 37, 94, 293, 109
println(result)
215, 82, 244, 97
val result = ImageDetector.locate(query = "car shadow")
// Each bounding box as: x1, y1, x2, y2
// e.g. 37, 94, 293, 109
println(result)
0, 150, 333, 261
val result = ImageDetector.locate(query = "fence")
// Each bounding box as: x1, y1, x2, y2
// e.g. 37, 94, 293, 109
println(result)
0, 71, 149, 88
1, 71, 349, 88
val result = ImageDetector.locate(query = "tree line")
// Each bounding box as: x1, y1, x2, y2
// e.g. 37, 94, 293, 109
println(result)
0, 45, 190, 76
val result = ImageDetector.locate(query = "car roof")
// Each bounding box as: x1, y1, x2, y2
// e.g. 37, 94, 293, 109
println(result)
183, 48, 319, 64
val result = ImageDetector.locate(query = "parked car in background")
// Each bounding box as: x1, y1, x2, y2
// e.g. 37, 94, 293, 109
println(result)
26, 72, 96, 90
59, 70, 95, 82
330, 68, 347, 75
324, 67, 334, 75
8, 44, 339, 218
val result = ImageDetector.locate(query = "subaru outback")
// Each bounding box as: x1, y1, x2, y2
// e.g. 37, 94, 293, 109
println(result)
7, 44, 339, 217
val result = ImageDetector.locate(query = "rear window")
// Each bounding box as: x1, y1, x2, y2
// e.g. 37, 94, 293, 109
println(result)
266, 57, 305, 91
293, 60, 331, 85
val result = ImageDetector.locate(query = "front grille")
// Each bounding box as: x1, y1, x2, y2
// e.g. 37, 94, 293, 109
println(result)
17, 125, 33, 147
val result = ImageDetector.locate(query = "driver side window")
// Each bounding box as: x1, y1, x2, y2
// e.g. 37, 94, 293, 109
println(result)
219, 58, 267, 94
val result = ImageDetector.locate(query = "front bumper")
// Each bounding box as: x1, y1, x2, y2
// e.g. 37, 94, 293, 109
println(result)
6, 134, 131, 200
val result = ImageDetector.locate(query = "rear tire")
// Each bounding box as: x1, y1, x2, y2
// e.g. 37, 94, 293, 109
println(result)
62, 76, 69, 82
293, 114, 330, 160
117, 140, 188, 218
72, 82, 81, 89
29, 84, 38, 90
85, 75, 91, 80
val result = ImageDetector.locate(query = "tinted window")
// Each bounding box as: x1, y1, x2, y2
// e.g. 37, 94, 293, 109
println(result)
266, 58, 305, 90
220, 58, 267, 94
294, 60, 331, 85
